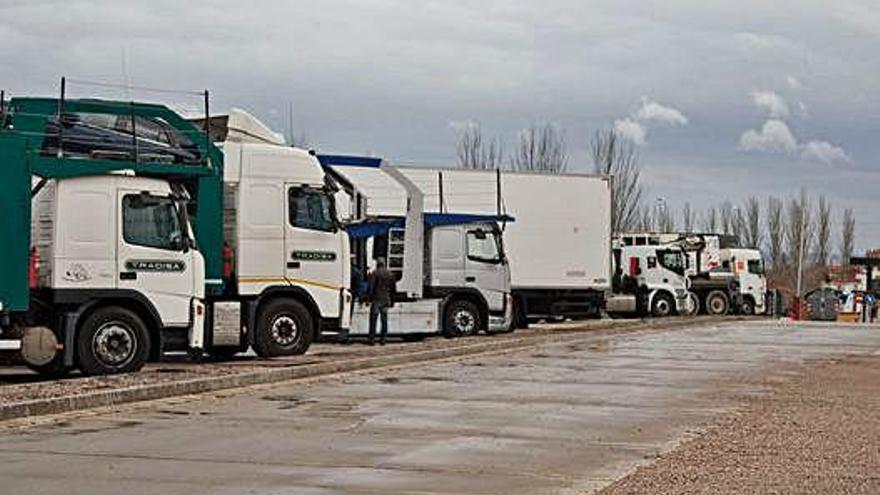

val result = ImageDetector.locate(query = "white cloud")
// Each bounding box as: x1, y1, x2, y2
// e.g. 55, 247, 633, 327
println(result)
739, 119, 798, 154
786, 75, 801, 90
611, 97, 687, 146
614, 118, 646, 146
801, 140, 852, 166
635, 98, 688, 125
447, 120, 478, 131
752, 91, 790, 118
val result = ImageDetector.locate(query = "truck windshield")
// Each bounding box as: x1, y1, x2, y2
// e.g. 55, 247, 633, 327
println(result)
122, 194, 184, 251
467, 228, 502, 264
748, 259, 764, 275
289, 187, 336, 232
657, 249, 685, 275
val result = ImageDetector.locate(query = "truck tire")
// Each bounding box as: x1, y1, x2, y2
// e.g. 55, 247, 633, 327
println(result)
254, 299, 313, 357
76, 306, 150, 375
705, 291, 730, 316
740, 297, 755, 315
683, 292, 700, 316
651, 292, 675, 317
443, 300, 481, 338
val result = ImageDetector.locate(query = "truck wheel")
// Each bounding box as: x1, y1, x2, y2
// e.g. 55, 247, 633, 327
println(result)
254, 299, 313, 357
740, 298, 755, 315
76, 307, 150, 376
651, 293, 675, 317
683, 292, 700, 316
443, 300, 481, 338
705, 291, 730, 316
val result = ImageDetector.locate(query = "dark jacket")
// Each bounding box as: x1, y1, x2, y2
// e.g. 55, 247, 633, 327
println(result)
367, 267, 396, 307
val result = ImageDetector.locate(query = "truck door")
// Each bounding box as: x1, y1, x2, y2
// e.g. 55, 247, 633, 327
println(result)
117, 190, 197, 326
464, 225, 508, 309
283, 185, 345, 316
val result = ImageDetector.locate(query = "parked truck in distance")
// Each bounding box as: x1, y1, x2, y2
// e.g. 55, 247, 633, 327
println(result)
616, 232, 767, 315
606, 242, 691, 317
321, 156, 513, 337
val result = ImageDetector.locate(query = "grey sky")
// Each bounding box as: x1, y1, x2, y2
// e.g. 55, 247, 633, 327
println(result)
2, 0, 877, 252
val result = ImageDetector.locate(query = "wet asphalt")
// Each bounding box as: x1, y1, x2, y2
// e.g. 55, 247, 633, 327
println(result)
0, 319, 878, 495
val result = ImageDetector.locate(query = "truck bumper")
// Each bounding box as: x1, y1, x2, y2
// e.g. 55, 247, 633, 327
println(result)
488, 294, 514, 333
675, 292, 693, 315
0, 340, 22, 351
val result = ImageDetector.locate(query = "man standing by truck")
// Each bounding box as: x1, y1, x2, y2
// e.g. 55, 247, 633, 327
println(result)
367, 258, 396, 345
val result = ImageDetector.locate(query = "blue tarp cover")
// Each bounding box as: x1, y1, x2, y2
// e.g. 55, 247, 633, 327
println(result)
316, 154, 382, 168
345, 213, 514, 239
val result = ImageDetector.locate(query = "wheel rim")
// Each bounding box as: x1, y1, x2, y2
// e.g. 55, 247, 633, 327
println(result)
710, 298, 725, 314
271, 315, 299, 347
92, 321, 136, 368
655, 299, 671, 316
453, 309, 476, 335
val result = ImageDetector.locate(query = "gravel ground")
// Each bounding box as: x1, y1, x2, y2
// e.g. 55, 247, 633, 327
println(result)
598, 353, 880, 495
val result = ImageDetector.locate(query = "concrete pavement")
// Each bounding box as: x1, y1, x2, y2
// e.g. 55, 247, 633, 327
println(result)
1, 320, 878, 494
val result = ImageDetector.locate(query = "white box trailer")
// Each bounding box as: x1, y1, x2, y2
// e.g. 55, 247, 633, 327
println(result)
391, 166, 612, 326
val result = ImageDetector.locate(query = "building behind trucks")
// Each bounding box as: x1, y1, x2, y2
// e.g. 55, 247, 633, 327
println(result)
0, 93, 351, 376
616, 232, 766, 315
319, 155, 513, 338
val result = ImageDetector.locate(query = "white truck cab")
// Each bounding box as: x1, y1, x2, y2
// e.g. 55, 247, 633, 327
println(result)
609, 244, 691, 317
322, 156, 514, 337
720, 248, 766, 315
28, 175, 206, 374
206, 110, 351, 356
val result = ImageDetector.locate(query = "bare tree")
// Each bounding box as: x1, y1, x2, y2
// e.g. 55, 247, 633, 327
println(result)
657, 203, 675, 232
814, 195, 831, 266
744, 196, 761, 249
719, 201, 733, 235
681, 202, 694, 233
731, 207, 745, 246
457, 124, 503, 170
591, 128, 643, 232
701, 206, 718, 233
766, 197, 785, 269
841, 208, 855, 266
786, 189, 813, 269
510, 124, 568, 173
639, 206, 653, 233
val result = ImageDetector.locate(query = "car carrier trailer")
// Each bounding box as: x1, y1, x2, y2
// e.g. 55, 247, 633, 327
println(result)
0, 89, 352, 376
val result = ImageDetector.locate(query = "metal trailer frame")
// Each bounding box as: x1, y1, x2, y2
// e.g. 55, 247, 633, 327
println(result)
0, 91, 224, 316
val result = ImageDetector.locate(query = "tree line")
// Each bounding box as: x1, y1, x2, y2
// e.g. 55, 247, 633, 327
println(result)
456, 124, 858, 286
